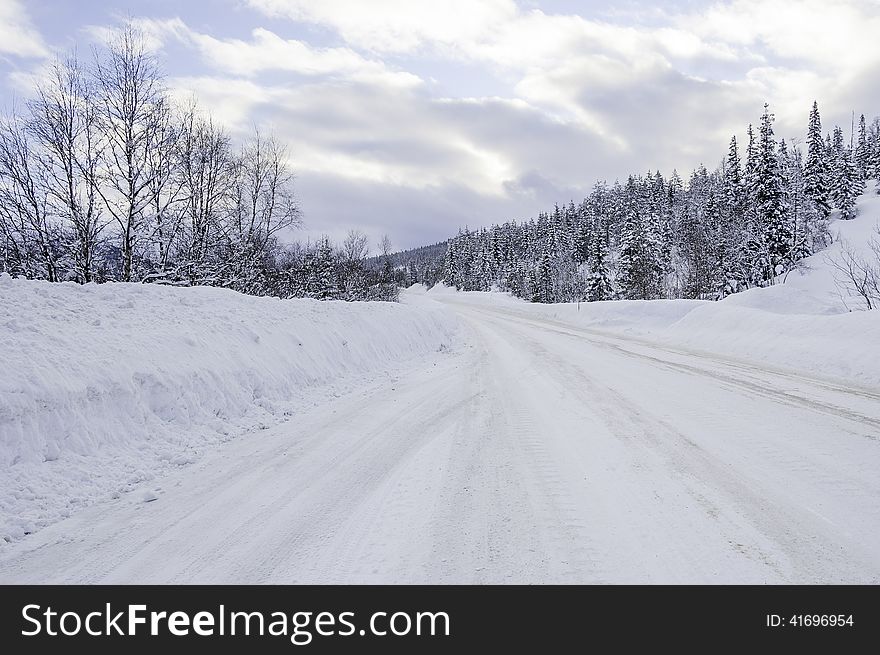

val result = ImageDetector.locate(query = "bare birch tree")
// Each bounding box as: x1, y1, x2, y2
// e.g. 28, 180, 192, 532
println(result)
175, 106, 233, 284
225, 128, 300, 291
28, 54, 106, 283
93, 23, 167, 281
0, 115, 60, 281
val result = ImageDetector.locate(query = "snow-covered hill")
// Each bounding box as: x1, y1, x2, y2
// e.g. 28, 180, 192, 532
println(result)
0, 281, 459, 545
427, 188, 880, 387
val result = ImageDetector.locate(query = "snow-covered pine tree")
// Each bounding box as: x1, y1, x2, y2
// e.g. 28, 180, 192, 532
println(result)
618, 182, 662, 300
533, 240, 554, 303
869, 117, 880, 181
778, 139, 811, 262
830, 124, 862, 219
856, 113, 869, 182
753, 104, 791, 282
442, 234, 458, 287
586, 213, 613, 301
834, 146, 859, 220
314, 237, 339, 299
724, 136, 743, 208
717, 136, 749, 295
648, 171, 673, 281
830, 125, 845, 200
677, 166, 712, 297
744, 123, 759, 224
804, 101, 832, 220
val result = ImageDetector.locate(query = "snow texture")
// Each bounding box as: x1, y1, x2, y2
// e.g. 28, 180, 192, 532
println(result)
0, 283, 459, 544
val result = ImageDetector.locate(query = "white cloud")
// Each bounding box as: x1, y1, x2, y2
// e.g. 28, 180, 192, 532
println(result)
83, 17, 191, 53
97, 17, 423, 89
58, 2, 880, 245
244, 0, 880, 125
0, 0, 48, 58
684, 0, 880, 71
246, 0, 519, 54
197, 28, 421, 87
165, 76, 278, 129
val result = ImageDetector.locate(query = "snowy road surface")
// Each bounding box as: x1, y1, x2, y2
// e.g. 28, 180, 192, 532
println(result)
2, 298, 879, 584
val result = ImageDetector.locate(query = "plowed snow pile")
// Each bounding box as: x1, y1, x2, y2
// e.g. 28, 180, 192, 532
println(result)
0, 281, 459, 544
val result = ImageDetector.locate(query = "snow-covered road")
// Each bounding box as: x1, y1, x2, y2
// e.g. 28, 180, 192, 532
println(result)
2, 298, 879, 583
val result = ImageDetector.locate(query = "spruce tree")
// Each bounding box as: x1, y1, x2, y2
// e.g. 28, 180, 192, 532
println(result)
744, 124, 759, 215
829, 123, 862, 218
586, 215, 612, 301
834, 146, 859, 220
754, 104, 791, 281
724, 136, 742, 208
855, 113, 869, 182
804, 101, 831, 219
870, 117, 880, 180
314, 237, 338, 299
534, 244, 554, 303
618, 196, 661, 300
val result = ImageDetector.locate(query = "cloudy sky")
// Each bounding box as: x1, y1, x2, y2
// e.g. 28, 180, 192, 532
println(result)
1, 0, 879, 250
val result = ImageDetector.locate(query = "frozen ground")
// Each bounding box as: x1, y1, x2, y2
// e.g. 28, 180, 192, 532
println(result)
0, 194, 878, 584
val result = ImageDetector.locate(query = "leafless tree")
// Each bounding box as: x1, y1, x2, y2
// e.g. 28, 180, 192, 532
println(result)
93, 23, 168, 281
339, 228, 369, 298
378, 233, 393, 258
225, 128, 301, 291
230, 128, 300, 248
342, 229, 369, 263
828, 232, 880, 310
28, 54, 106, 282
174, 105, 233, 283
0, 115, 59, 281
0, 22, 305, 295
143, 98, 185, 274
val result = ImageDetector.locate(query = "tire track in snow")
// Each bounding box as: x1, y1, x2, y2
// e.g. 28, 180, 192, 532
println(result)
461, 304, 880, 434
474, 307, 880, 582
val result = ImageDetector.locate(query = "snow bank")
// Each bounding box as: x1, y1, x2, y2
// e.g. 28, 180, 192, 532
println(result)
662, 190, 880, 385
427, 188, 880, 387
0, 279, 459, 544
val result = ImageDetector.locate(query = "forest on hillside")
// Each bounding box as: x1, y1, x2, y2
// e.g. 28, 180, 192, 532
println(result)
440, 103, 880, 303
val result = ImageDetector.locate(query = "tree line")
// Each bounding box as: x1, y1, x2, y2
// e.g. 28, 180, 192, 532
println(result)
442, 102, 880, 303
0, 24, 398, 302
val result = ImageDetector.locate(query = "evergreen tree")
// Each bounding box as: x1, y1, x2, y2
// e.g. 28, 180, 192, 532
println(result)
804, 101, 831, 219
830, 124, 861, 218
618, 195, 661, 300
753, 104, 791, 281
534, 243, 554, 303
834, 146, 859, 219
869, 117, 880, 180
744, 123, 759, 220
855, 113, 869, 181
312, 237, 338, 299
586, 214, 612, 301
678, 167, 713, 297
724, 136, 743, 208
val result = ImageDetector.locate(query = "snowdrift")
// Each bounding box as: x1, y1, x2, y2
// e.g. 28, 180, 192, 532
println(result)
0, 279, 459, 544
427, 188, 880, 387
